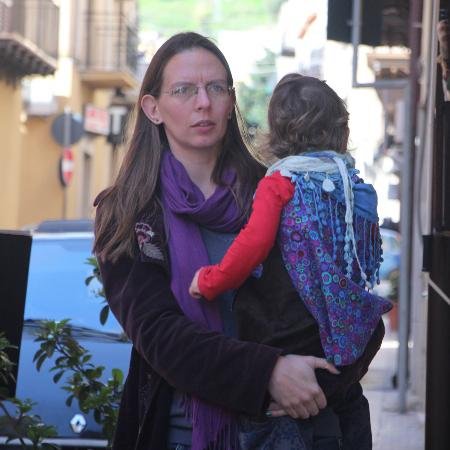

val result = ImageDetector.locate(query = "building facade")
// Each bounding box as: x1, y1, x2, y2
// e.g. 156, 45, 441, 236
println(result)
0, 0, 139, 229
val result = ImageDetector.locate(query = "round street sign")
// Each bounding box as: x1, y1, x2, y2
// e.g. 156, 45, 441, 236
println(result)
59, 148, 74, 187
51, 112, 84, 147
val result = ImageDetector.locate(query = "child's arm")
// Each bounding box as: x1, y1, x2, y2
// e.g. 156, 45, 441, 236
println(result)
194, 171, 294, 300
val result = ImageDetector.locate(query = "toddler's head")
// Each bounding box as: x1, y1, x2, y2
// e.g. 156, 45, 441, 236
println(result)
266, 73, 349, 159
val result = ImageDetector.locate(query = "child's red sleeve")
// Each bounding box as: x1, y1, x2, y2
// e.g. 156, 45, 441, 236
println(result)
197, 171, 294, 300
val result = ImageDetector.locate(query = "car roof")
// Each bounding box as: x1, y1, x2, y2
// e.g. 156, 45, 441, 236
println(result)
34, 219, 94, 233
380, 227, 400, 238
32, 232, 94, 240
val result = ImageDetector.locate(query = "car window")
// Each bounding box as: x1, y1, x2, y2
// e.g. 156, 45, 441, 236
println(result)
23, 236, 123, 335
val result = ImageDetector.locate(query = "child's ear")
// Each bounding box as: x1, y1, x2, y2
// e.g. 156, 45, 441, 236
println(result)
141, 95, 162, 125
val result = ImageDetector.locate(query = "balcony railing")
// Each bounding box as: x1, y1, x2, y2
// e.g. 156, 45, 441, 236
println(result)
78, 11, 139, 90
0, 0, 59, 81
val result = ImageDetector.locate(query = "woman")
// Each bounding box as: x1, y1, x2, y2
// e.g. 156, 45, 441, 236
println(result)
94, 32, 339, 450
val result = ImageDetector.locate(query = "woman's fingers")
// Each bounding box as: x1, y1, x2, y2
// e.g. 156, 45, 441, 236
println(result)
267, 409, 287, 418
304, 356, 340, 410
308, 356, 340, 374
266, 401, 288, 417
266, 401, 319, 418
266, 398, 320, 420
268, 354, 332, 419
305, 398, 320, 417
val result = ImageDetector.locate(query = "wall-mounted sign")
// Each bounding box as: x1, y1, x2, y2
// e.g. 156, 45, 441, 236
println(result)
59, 147, 74, 187
108, 105, 129, 145
84, 104, 110, 135
51, 111, 84, 147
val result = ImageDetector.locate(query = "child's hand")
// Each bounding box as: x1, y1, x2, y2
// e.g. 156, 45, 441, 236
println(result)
189, 269, 203, 299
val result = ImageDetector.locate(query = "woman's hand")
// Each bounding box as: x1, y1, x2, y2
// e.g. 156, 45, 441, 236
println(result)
268, 355, 339, 420
189, 269, 202, 298
266, 401, 288, 418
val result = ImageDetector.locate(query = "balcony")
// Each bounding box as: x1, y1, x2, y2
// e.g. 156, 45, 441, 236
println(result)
78, 11, 139, 90
367, 48, 410, 79
0, 0, 59, 83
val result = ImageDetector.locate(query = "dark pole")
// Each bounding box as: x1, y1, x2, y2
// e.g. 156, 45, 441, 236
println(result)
425, 1, 450, 449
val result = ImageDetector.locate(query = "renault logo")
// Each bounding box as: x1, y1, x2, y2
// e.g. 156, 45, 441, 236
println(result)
70, 414, 87, 433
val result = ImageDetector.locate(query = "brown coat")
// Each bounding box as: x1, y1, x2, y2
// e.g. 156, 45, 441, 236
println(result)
98, 209, 281, 450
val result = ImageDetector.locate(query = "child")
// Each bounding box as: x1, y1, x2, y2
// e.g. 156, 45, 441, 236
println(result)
189, 74, 392, 449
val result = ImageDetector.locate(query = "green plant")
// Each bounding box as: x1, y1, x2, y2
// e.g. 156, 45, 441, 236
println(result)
33, 320, 123, 446
237, 48, 276, 130
0, 333, 16, 390
85, 256, 110, 325
1, 257, 123, 448
0, 398, 58, 450
139, 0, 278, 34
0, 333, 58, 449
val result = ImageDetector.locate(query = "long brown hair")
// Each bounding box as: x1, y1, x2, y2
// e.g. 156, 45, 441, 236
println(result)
94, 32, 261, 262
263, 73, 349, 161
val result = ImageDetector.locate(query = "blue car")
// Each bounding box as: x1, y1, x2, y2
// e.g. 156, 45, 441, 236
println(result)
0, 222, 131, 448
375, 227, 401, 298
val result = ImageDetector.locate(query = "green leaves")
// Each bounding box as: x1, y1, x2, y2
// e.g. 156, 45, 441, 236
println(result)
0, 409, 57, 447
1, 255, 123, 449
0, 333, 17, 387
85, 257, 110, 325
100, 305, 110, 325
111, 368, 123, 385
0, 337, 59, 449
52, 371, 64, 384
31, 320, 123, 446
237, 49, 276, 131
34, 353, 48, 372
25, 421, 58, 445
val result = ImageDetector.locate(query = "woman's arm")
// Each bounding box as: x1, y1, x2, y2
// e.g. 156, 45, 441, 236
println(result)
192, 172, 294, 300
100, 254, 280, 415
99, 255, 335, 418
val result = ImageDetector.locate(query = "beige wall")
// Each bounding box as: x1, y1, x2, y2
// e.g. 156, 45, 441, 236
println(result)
0, 82, 24, 229
65, 82, 116, 220
17, 116, 64, 226
90, 90, 115, 206
0, 72, 122, 229
0, 0, 135, 230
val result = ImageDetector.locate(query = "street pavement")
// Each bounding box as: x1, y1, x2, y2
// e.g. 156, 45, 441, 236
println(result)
361, 322, 425, 450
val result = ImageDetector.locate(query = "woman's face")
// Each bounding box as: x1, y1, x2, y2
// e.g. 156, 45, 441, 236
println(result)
141, 48, 234, 159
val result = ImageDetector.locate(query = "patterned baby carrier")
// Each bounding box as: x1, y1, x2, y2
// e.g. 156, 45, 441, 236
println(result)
267, 151, 392, 366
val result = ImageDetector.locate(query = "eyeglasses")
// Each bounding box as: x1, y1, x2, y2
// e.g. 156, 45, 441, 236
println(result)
162, 81, 233, 101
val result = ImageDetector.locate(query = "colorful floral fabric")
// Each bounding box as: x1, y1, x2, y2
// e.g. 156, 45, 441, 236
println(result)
279, 166, 392, 366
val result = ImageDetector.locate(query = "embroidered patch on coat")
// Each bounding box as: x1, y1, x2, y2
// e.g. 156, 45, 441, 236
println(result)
135, 222, 165, 262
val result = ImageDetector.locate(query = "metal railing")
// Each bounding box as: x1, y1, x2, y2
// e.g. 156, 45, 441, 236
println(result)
0, 0, 59, 59
0, 1, 12, 33
79, 11, 138, 74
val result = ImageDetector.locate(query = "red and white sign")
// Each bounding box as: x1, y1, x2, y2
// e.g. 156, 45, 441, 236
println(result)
59, 147, 74, 187
84, 104, 110, 135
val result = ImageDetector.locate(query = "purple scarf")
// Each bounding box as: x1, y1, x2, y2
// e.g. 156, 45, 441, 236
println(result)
160, 150, 245, 450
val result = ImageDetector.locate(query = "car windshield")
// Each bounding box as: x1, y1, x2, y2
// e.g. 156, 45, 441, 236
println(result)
23, 235, 123, 335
